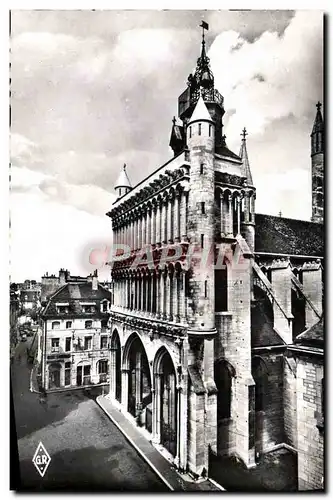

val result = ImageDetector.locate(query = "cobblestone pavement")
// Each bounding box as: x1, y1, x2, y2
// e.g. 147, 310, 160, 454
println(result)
11, 341, 168, 492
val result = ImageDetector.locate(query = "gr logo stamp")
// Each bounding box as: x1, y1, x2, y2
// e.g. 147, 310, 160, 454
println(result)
32, 442, 51, 477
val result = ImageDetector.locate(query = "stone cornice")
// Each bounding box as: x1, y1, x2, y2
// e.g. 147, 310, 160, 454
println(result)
108, 165, 190, 222
110, 311, 187, 338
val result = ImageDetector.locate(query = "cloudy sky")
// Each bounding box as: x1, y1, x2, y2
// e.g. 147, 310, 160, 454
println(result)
9, 9, 324, 282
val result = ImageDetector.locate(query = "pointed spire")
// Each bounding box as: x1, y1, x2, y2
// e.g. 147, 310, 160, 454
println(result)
239, 127, 253, 186
114, 163, 132, 190
311, 101, 324, 155
188, 93, 213, 124
311, 101, 324, 135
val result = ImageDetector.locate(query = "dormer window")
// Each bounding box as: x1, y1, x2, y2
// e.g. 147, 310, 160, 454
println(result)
81, 302, 96, 314
56, 302, 69, 314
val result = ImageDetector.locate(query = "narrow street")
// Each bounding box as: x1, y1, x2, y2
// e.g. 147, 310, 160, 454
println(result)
10, 339, 168, 492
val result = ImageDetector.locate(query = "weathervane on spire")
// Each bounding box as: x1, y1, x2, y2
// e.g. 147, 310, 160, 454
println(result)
241, 127, 248, 141
316, 101, 322, 111
123, 163, 126, 170
200, 20, 209, 43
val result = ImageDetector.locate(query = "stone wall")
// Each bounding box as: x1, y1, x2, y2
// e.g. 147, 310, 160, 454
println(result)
296, 355, 324, 490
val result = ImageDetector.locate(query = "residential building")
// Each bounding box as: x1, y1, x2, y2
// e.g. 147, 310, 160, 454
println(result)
40, 270, 111, 391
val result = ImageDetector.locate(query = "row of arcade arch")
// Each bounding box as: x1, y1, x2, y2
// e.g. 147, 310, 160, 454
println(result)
109, 330, 178, 457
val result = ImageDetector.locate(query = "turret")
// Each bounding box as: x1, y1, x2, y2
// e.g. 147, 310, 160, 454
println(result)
239, 128, 256, 252
311, 102, 324, 223
186, 95, 216, 336
114, 164, 132, 199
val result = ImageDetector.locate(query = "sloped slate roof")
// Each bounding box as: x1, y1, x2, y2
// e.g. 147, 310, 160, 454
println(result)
255, 214, 324, 257
295, 316, 324, 347
189, 94, 213, 123
251, 300, 285, 348
216, 145, 241, 161
52, 282, 110, 301
42, 282, 110, 318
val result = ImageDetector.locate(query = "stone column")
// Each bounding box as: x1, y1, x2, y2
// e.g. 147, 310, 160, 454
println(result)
134, 277, 138, 310
156, 272, 161, 318
227, 194, 233, 237
142, 210, 146, 248
179, 271, 187, 322
142, 275, 145, 312
156, 202, 161, 245
173, 272, 180, 323
150, 272, 155, 315
174, 192, 181, 243
166, 270, 172, 321
160, 271, 165, 319
134, 218, 138, 250
146, 276, 149, 313
220, 192, 225, 237
152, 373, 162, 443
109, 347, 116, 398
147, 207, 152, 246
121, 368, 129, 412
168, 196, 173, 243
135, 351, 142, 415
237, 195, 242, 235
138, 213, 142, 250
130, 218, 133, 250
151, 205, 157, 245
161, 199, 167, 244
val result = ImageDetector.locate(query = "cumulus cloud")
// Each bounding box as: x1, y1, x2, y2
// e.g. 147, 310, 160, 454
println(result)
9, 10, 323, 280
209, 10, 323, 141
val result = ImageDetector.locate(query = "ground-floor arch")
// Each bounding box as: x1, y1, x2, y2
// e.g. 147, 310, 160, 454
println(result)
123, 333, 152, 431
110, 329, 121, 402
153, 347, 177, 457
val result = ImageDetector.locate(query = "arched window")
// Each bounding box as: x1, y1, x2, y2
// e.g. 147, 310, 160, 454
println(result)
85, 320, 92, 329
52, 321, 60, 330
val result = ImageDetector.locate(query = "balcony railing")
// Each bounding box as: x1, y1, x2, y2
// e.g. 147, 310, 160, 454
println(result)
178, 87, 224, 116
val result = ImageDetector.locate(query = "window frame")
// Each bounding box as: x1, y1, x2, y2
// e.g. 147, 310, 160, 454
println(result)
84, 336, 92, 350
51, 338, 60, 352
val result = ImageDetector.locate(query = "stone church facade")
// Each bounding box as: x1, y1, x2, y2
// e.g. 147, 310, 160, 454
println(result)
106, 30, 324, 488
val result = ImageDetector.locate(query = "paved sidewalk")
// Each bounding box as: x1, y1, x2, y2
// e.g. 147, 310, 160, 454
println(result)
96, 395, 224, 492
30, 360, 40, 393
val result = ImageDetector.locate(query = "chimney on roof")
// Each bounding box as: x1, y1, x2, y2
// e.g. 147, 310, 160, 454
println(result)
92, 269, 98, 291
59, 268, 67, 286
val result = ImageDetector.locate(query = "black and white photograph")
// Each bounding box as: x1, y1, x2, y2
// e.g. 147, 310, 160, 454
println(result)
9, 7, 325, 492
